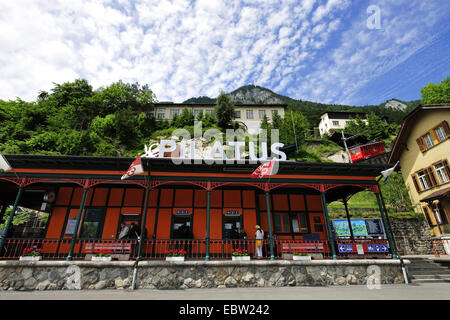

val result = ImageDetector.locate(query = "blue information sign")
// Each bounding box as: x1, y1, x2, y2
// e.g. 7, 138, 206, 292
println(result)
338, 244, 354, 253
367, 244, 389, 253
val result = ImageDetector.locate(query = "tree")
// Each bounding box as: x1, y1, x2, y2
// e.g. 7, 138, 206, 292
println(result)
421, 77, 450, 104
279, 111, 309, 145
214, 93, 235, 130
178, 108, 195, 127
379, 172, 413, 212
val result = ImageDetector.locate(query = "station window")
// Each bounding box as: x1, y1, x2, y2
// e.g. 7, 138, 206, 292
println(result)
79, 208, 106, 239
291, 213, 308, 233
172, 215, 192, 239
273, 213, 290, 233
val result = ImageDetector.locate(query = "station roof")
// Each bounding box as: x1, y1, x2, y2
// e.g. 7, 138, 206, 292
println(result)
3, 154, 390, 178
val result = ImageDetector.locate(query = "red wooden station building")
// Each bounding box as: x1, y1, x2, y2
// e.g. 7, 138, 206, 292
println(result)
0, 154, 397, 260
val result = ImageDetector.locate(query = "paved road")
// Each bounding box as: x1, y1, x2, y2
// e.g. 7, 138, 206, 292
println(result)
1, 283, 449, 300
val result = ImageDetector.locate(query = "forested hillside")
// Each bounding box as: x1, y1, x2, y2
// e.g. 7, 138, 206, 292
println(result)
0, 79, 158, 157
0, 79, 424, 158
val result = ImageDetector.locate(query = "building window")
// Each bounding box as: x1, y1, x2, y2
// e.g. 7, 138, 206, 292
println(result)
434, 161, 449, 184
291, 213, 308, 233
274, 213, 290, 233
417, 170, 430, 190
246, 110, 253, 119
423, 133, 434, 149
170, 109, 180, 119
272, 110, 278, 116
157, 113, 165, 119
234, 110, 241, 119
259, 110, 265, 119
435, 125, 446, 142
193, 109, 200, 118
417, 121, 449, 152
332, 121, 339, 126
205, 109, 213, 115
79, 208, 105, 239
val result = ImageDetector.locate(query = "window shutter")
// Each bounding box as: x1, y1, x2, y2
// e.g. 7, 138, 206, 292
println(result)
424, 206, 437, 226
443, 159, 450, 178
416, 137, 427, 152
426, 167, 437, 187
411, 174, 421, 192
430, 129, 439, 145
442, 121, 450, 138
422, 206, 434, 227
424, 169, 433, 188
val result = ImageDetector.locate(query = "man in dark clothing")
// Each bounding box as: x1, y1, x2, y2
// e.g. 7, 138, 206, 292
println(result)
128, 223, 139, 259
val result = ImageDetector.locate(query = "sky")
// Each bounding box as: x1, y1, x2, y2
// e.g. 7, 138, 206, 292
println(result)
0, 0, 449, 106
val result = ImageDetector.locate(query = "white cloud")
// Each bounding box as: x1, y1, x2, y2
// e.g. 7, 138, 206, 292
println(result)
0, 0, 447, 105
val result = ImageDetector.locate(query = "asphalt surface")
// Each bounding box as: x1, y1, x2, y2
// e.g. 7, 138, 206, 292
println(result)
1, 282, 449, 300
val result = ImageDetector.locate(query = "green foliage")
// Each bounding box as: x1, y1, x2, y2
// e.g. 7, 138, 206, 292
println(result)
214, 93, 236, 130
421, 77, 450, 104
279, 111, 310, 145
0, 79, 157, 157
379, 172, 413, 212
344, 112, 399, 143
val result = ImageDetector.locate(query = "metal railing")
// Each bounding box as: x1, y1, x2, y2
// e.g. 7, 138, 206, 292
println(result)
432, 239, 450, 257
0, 238, 398, 260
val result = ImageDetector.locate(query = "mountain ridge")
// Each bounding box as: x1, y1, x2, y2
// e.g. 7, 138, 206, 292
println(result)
181, 84, 421, 125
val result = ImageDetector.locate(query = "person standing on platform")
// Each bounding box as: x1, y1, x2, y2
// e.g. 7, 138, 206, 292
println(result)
128, 222, 139, 260
118, 223, 130, 240
255, 225, 264, 259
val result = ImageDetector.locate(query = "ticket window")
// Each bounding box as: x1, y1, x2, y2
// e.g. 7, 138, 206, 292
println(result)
223, 215, 242, 239
172, 215, 193, 239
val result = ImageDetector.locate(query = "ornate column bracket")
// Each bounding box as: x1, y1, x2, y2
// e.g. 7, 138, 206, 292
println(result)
323, 183, 378, 193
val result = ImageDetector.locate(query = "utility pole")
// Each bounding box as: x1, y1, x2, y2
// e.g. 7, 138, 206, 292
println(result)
341, 130, 352, 163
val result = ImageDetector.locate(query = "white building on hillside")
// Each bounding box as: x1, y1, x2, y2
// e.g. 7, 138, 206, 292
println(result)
154, 103, 286, 134
318, 111, 368, 137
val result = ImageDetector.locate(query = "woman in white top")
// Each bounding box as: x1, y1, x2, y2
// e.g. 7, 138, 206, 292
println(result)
255, 225, 264, 258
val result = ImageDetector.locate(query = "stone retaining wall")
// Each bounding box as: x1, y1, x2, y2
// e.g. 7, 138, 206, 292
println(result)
389, 219, 434, 255
0, 260, 406, 291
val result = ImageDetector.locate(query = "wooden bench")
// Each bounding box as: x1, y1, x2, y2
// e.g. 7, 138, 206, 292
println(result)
84, 242, 132, 260
281, 242, 324, 252
281, 242, 325, 260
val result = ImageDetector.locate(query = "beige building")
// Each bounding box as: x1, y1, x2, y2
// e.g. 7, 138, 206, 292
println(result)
318, 111, 367, 137
154, 103, 286, 133
388, 104, 450, 238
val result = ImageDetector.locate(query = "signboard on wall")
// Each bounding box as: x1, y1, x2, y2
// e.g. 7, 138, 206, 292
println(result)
223, 208, 242, 216
173, 208, 191, 215
365, 218, 385, 237
333, 218, 385, 238
333, 220, 351, 237
65, 218, 78, 236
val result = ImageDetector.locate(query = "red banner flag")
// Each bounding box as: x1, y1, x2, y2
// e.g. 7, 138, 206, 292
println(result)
121, 157, 144, 180
251, 160, 275, 179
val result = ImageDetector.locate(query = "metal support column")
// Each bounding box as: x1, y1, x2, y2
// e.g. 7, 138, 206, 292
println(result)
343, 198, 354, 240
265, 190, 275, 260
375, 191, 397, 259
205, 189, 211, 261
0, 186, 24, 254
66, 187, 88, 261
321, 191, 337, 260
137, 185, 151, 260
